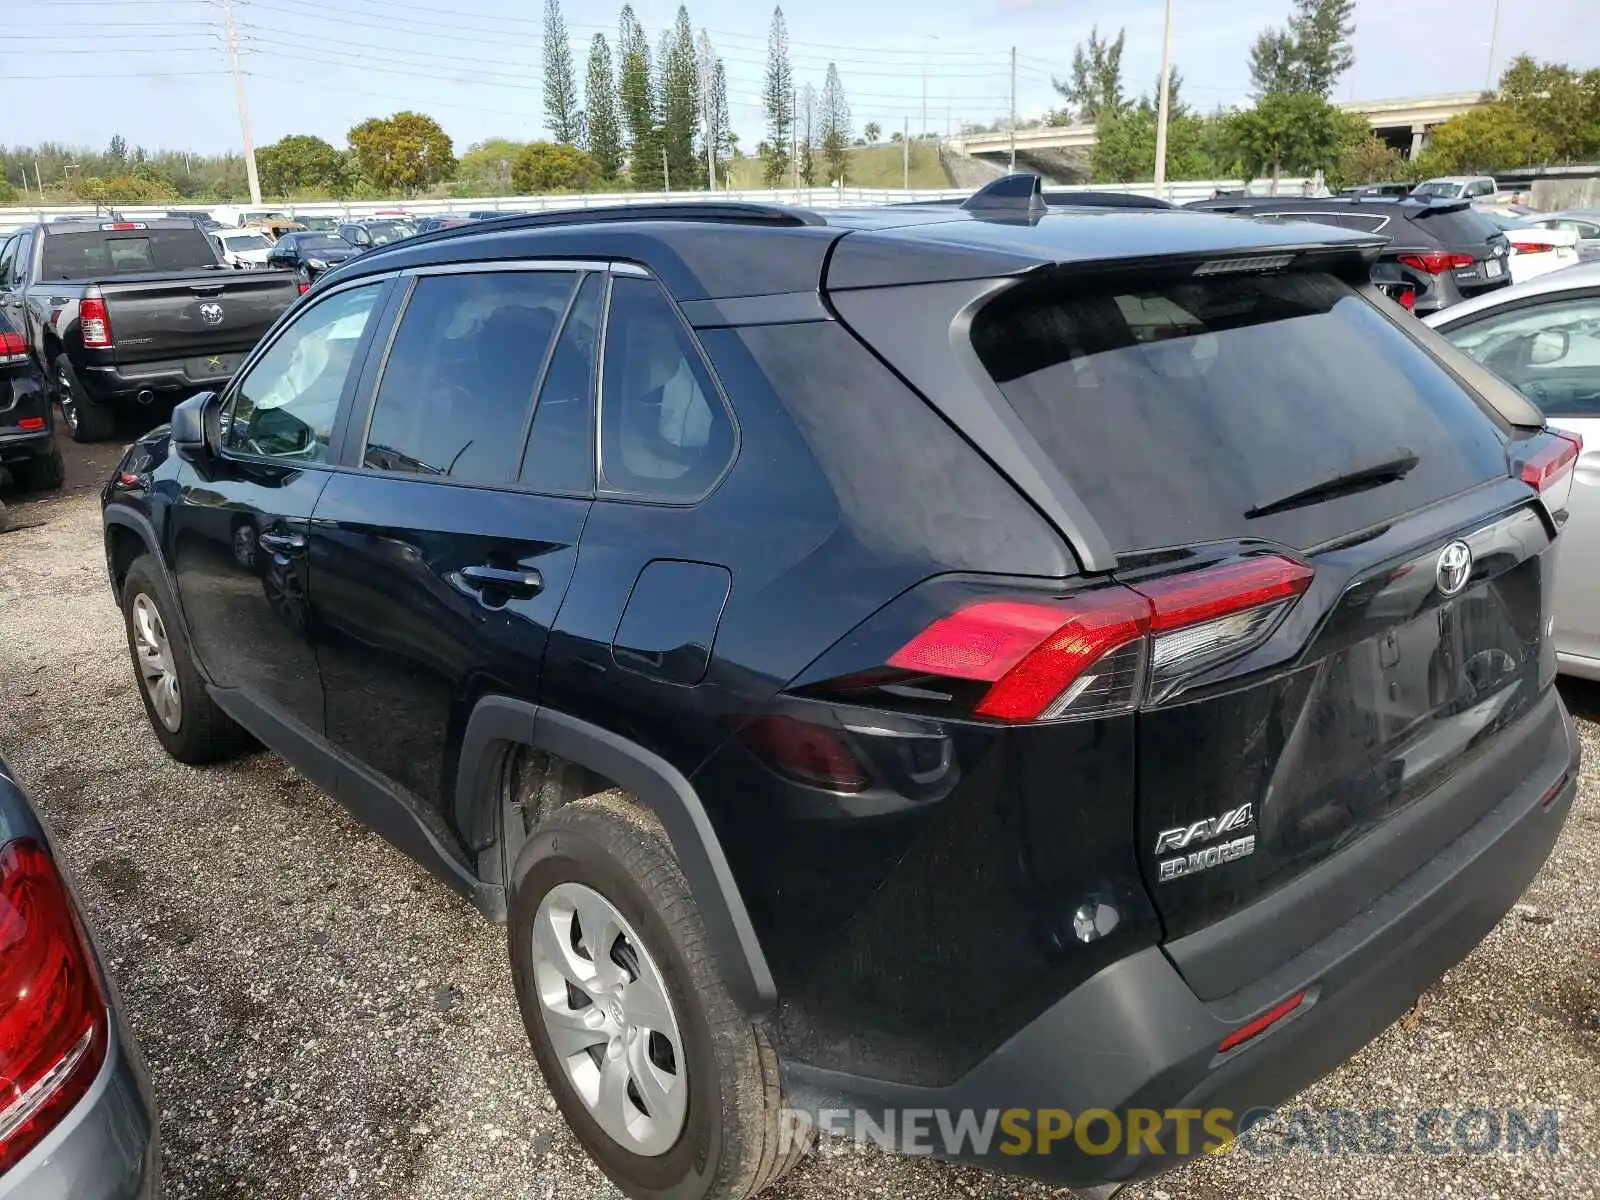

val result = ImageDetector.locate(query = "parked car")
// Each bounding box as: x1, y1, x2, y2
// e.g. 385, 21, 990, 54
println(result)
1517, 209, 1600, 264
0, 754, 159, 1197
163, 209, 226, 232
1340, 181, 1412, 197
264, 231, 362, 289
468, 209, 528, 220
102, 176, 1580, 1199
1424, 261, 1600, 677
0, 218, 301, 441
1476, 213, 1582, 283
338, 219, 413, 249
1186, 194, 1513, 314
241, 218, 306, 243
0, 304, 62, 516
1413, 175, 1498, 201
294, 215, 343, 232
412, 214, 478, 234
209, 229, 275, 270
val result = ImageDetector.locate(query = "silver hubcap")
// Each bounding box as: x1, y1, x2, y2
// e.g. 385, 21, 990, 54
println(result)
131, 593, 181, 732
531, 883, 688, 1156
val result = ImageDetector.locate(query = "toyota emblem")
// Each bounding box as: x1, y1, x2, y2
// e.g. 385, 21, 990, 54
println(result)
1435, 540, 1473, 597
199, 301, 224, 326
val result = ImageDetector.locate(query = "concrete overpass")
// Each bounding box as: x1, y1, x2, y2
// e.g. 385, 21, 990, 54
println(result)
946, 91, 1490, 162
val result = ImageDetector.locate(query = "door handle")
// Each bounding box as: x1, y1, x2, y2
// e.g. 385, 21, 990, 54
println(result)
454, 564, 544, 599
258, 530, 307, 555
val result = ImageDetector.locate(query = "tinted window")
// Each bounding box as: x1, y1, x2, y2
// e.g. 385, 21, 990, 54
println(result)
1442, 296, 1600, 417
226, 283, 382, 461
0, 236, 16, 287
1407, 206, 1500, 247
39, 227, 219, 278
520, 273, 601, 493
972, 271, 1508, 552
295, 233, 345, 251
364, 271, 573, 485
599, 275, 733, 499
10, 233, 30, 285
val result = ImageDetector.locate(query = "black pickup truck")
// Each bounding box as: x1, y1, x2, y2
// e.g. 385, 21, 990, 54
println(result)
0, 218, 299, 441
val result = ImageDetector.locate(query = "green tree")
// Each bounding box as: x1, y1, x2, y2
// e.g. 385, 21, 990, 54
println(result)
0, 178, 19, 204
1251, 0, 1355, 99
797, 82, 818, 186
1138, 66, 1188, 119
106, 134, 128, 163
618, 6, 661, 189
763, 7, 793, 185
457, 138, 527, 195
1418, 104, 1552, 174
511, 141, 604, 192
1231, 91, 1346, 189
1054, 25, 1128, 124
1328, 130, 1407, 191
1500, 56, 1600, 163
347, 112, 456, 195
542, 0, 582, 144
256, 134, 345, 197
864, 121, 881, 144
661, 6, 702, 188
695, 31, 730, 186
820, 62, 851, 184
710, 55, 733, 175
584, 34, 624, 182
1092, 109, 1213, 182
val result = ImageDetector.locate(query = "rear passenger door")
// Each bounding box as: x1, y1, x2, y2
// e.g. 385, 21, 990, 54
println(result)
309, 265, 601, 822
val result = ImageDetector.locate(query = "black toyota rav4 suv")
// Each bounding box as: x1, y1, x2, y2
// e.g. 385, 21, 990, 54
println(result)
100, 175, 1580, 1197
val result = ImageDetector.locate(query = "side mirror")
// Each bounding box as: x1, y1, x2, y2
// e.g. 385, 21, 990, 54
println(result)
171, 390, 222, 457
1530, 330, 1570, 366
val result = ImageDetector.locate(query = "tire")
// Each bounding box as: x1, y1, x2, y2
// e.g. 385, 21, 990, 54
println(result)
11, 443, 65, 493
55, 353, 115, 443
508, 792, 805, 1200
120, 555, 252, 764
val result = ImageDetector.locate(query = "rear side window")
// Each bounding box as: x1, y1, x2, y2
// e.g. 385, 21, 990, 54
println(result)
1441, 296, 1600, 418
972, 271, 1509, 553
599, 275, 734, 500
519, 273, 602, 493
39, 228, 219, 278
364, 271, 574, 485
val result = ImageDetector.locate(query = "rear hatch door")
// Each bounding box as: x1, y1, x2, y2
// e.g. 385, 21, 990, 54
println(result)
96, 271, 296, 365
957, 264, 1560, 980
1406, 201, 1514, 294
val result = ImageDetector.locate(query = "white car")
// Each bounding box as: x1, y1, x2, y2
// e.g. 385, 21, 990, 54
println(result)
1425, 262, 1600, 677
1477, 214, 1582, 283
210, 230, 274, 270
1413, 175, 1498, 202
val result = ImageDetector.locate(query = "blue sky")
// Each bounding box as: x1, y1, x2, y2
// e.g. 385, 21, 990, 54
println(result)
3, 0, 1593, 157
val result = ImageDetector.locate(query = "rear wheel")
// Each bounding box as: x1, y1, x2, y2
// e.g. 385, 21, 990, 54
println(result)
508, 792, 805, 1200
55, 353, 115, 443
11, 444, 65, 493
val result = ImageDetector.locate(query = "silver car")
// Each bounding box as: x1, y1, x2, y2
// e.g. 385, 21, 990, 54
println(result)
1516, 210, 1600, 264
1426, 261, 1600, 677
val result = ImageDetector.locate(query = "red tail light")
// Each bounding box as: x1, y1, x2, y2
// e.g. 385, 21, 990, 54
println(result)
1397, 287, 1416, 311
888, 555, 1313, 723
297, 281, 310, 295
1522, 430, 1582, 493
0, 331, 26, 364
0, 839, 108, 1174
1218, 990, 1306, 1054
16, 418, 45, 431
1511, 242, 1558, 256
79, 294, 112, 349
1397, 251, 1476, 275
738, 715, 869, 792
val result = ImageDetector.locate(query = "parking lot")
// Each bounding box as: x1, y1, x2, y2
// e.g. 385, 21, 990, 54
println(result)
3, 430, 1600, 1200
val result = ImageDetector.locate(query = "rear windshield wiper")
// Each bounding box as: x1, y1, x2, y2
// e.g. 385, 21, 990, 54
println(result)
1246, 447, 1419, 520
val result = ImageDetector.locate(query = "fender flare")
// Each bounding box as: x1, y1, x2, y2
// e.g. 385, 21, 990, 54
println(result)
457, 697, 777, 1014
103, 506, 212, 685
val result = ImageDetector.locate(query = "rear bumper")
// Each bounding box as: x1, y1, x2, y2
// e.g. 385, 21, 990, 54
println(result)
80, 358, 238, 403
782, 690, 1578, 1187
0, 1016, 158, 1200
0, 428, 53, 462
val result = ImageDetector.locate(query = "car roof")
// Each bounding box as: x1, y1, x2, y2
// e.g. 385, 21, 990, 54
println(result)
322, 199, 1380, 301
40, 217, 206, 234
1424, 260, 1600, 328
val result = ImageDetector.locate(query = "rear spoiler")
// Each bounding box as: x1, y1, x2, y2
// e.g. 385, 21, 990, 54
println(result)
1408, 198, 1474, 217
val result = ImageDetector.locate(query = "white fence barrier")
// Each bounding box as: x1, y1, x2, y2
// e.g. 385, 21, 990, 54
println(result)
0, 178, 1314, 232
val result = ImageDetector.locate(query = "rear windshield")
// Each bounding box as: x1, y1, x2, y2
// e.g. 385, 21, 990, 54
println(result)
1405, 206, 1501, 247
971, 271, 1508, 553
1412, 182, 1462, 199
40, 228, 219, 278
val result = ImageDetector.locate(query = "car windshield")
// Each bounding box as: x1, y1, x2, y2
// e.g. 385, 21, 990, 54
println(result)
362, 222, 407, 244
296, 233, 345, 250
971, 270, 1508, 553
1412, 182, 1462, 199
223, 234, 271, 251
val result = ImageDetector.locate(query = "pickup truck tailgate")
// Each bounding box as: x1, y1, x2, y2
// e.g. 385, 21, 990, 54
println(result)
99, 272, 296, 364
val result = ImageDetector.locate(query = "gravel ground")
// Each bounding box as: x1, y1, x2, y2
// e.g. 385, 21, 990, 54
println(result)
2, 434, 1598, 1200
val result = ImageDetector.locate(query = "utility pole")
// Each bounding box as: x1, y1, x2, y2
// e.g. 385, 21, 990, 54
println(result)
1009, 46, 1017, 173
792, 84, 800, 198
1484, 0, 1502, 92
902, 116, 909, 189
222, 0, 261, 205
1153, 0, 1174, 194
663, 146, 670, 193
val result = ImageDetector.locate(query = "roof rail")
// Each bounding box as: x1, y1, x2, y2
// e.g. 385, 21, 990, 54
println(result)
961, 173, 1046, 216
384, 200, 827, 253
